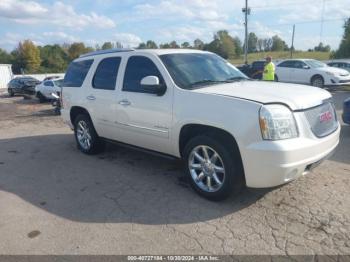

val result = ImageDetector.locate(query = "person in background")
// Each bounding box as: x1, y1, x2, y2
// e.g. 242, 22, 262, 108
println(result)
262, 56, 275, 81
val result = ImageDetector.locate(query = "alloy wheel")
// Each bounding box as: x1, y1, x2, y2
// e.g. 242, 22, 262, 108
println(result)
188, 145, 226, 193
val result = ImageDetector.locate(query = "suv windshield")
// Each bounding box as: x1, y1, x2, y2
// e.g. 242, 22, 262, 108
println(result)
160, 53, 248, 89
305, 60, 327, 68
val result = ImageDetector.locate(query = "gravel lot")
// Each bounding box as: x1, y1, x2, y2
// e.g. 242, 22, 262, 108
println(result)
0, 89, 349, 255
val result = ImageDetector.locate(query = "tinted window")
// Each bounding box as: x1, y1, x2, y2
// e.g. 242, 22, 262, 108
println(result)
292, 61, 307, 69
123, 56, 164, 93
92, 57, 121, 90
64, 59, 93, 87
44, 81, 54, 87
252, 61, 265, 69
278, 61, 294, 68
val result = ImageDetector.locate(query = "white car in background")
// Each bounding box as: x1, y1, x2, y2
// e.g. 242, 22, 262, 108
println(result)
35, 78, 63, 102
275, 59, 350, 88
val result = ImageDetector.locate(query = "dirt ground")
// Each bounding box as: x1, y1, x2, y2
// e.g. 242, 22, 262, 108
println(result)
0, 90, 349, 255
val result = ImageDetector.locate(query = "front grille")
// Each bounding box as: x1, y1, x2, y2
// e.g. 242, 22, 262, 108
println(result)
304, 101, 338, 138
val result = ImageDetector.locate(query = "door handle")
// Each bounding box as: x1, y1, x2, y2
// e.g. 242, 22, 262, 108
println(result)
86, 95, 96, 101
118, 99, 131, 106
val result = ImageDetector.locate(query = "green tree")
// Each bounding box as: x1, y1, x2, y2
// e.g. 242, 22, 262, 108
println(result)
271, 35, 289, 51
205, 30, 236, 59
39, 44, 68, 73
314, 42, 331, 52
137, 42, 147, 49
233, 37, 243, 57
67, 42, 91, 60
169, 41, 180, 48
0, 48, 13, 64
146, 40, 158, 49
193, 39, 204, 50
247, 32, 258, 53
181, 42, 191, 48
15, 40, 41, 73
335, 18, 350, 58
159, 43, 171, 48
101, 42, 113, 50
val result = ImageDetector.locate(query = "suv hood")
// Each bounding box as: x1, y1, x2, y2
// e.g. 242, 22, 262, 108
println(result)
193, 80, 332, 110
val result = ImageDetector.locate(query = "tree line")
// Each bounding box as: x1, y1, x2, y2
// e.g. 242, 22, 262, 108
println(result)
0, 18, 349, 74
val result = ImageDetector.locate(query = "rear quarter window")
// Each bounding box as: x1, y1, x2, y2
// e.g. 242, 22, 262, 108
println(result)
63, 59, 94, 87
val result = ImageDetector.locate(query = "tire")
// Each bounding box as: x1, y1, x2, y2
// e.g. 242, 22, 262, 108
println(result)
37, 92, 46, 103
311, 75, 324, 88
73, 114, 104, 155
183, 135, 244, 201
8, 89, 14, 97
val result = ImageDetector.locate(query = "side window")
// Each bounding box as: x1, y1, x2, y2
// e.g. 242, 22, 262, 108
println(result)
44, 81, 54, 87
63, 59, 94, 87
278, 61, 292, 68
123, 56, 165, 93
294, 61, 307, 69
92, 57, 121, 90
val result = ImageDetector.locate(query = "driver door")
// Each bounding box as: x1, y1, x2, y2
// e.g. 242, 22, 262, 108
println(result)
114, 54, 173, 154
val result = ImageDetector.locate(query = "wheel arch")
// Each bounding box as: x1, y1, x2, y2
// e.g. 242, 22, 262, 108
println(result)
179, 123, 245, 183
70, 106, 92, 126
310, 74, 324, 84
179, 123, 242, 160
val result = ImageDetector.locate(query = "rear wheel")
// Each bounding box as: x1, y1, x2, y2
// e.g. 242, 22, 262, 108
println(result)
311, 75, 324, 88
183, 135, 244, 201
8, 89, 14, 97
74, 114, 104, 154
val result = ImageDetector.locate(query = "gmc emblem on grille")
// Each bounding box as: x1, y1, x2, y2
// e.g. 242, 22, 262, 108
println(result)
319, 111, 332, 123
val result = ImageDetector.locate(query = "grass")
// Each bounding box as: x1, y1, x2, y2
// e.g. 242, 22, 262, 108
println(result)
228, 51, 331, 65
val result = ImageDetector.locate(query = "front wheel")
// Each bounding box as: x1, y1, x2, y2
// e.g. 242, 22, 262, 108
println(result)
311, 75, 324, 88
74, 114, 104, 154
183, 136, 244, 201
37, 92, 46, 103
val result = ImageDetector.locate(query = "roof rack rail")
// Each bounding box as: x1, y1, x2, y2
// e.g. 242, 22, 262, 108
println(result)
79, 48, 135, 58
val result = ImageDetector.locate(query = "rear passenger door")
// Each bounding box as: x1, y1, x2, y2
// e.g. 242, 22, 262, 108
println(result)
114, 54, 173, 154
85, 56, 122, 138
276, 61, 292, 82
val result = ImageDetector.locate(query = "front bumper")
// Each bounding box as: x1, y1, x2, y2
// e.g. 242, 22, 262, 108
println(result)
325, 75, 350, 86
243, 124, 340, 188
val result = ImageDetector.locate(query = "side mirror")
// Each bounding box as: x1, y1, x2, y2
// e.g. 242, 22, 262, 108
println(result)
140, 76, 166, 96
302, 65, 310, 69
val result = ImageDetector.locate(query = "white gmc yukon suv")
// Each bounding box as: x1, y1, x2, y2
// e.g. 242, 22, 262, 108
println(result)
61, 49, 340, 201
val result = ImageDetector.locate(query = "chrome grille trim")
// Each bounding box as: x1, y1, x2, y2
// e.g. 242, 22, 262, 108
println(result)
304, 101, 338, 138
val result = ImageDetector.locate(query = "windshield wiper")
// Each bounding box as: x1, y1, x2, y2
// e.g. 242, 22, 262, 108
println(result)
188, 79, 226, 88
224, 76, 250, 82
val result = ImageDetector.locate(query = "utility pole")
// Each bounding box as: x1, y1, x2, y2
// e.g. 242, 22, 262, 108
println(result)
290, 24, 295, 58
242, 0, 250, 64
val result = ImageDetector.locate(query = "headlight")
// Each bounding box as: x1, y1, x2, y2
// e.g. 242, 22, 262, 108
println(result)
325, 71, 335, 76
259, 104, 298, 140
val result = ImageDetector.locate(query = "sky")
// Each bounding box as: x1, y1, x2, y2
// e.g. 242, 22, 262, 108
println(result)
0, 0, 349, 52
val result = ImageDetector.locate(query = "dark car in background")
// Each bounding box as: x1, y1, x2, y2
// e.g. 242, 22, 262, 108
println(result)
236, 60, 266, 80
328, 61, 350, 73
343, 97, 350, 125
7, 77, 41, 97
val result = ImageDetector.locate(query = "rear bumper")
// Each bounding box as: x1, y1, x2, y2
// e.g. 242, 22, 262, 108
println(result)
243, 124, 340, 188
